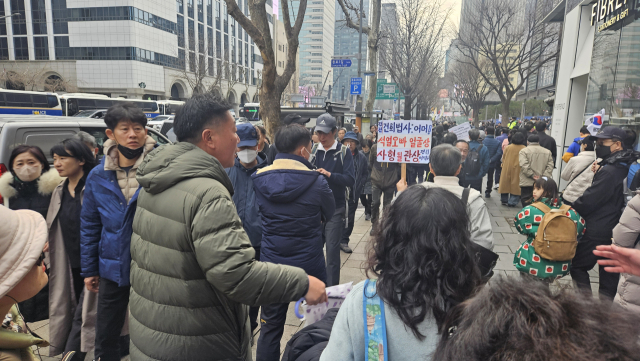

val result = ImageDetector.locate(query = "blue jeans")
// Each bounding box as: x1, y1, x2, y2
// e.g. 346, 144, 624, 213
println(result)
501, 193, 520, 206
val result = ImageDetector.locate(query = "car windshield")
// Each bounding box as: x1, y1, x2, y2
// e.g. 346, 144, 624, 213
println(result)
72, 110, 99, 117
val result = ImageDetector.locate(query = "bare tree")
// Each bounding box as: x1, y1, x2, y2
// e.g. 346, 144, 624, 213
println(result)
224, 0, 307, 137
44, 75, 78, 93
446, 61, 492, 126
336, 0, 382, 113
174, 40, 216, 95
379, 0, 451, 119
0, 63, 50, 91
455, 0, 560, 119
244, 68, 261, 103
224, 62, 239, 101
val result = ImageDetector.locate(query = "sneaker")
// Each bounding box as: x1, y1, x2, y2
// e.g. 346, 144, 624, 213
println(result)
340, 244, 353, 253
485, 192, 491, 198
494, 183, 499, 190
365, 214, 371, 221
501, 202, 508, 206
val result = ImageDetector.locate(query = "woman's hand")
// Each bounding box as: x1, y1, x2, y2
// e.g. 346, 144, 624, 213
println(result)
595, 245, 640, 277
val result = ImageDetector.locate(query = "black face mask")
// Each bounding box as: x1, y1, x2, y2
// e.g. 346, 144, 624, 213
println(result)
595, 143, 612, 159
117, 144, 144, 160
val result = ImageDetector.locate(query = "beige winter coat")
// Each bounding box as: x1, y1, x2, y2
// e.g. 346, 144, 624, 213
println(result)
519, 143, 554, 187
613, 195, 640, 313
46, 181, 98, 356
102, 136, 156, 203
560, 151, 597, 204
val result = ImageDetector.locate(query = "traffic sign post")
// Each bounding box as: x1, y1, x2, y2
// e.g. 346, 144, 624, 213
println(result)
350, 77, 362, 95
331, 59, 352, 68
375, 82, 404, 100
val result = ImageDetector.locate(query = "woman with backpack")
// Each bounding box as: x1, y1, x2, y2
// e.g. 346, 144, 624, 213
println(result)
513, 178, 585, 281
320, 187, 483, 360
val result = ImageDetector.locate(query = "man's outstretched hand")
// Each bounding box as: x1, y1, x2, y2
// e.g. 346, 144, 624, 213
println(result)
305, 276, 328, 305
595, 244, 640, 277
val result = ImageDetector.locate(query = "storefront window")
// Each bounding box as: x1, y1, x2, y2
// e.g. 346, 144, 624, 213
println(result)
586, 2, 640, 149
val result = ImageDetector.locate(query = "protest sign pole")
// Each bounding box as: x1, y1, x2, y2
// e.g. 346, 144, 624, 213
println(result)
401, 163, 406, 181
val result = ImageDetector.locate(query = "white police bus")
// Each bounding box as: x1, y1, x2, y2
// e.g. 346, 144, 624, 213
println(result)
59, 93, 160, 118
0, 89, 62, 116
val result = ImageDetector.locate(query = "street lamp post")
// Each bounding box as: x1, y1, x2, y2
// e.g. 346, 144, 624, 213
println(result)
0, 13, 21, 20
355, 0, 363, 130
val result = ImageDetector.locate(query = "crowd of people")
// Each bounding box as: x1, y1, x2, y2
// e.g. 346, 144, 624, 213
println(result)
3, 96, 640, 361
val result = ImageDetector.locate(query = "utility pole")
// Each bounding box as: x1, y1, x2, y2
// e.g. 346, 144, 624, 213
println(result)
355, 0, 364, 130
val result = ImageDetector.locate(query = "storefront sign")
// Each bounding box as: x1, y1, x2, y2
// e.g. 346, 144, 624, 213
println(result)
591, 0, 630, 31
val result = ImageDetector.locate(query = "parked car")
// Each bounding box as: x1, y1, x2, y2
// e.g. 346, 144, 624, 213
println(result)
71, 109, 108, 119
148, 115, 174, 132
0, 115, 171, 175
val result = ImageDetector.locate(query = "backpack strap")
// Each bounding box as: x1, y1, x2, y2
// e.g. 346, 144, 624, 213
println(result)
363, 279, 388, 361
530, 202, 551, 214
558, 204, 571, 213
311, 143, 319, 156
461, 187, 471, 204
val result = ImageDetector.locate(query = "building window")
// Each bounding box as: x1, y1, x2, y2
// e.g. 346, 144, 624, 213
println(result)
223, 3, 227, 33
0, 38, 8, 60
198, 23, 204, 53
245, 43, 248, 65
0, 0, 5, 36
197, 0, 204, 22
207, 27, 213, 56
216, 0, 220, 30
207, 0, 212, 26
177, 15, 184, 47
33, 36, 48, 59
238, 40, 242, 66
10, 0, 26, 35
187, 0, 194, 18
13, 37, 28, 60
31, 0, 47, 35
188, 19, 195, 51
224, 34, 228, 56
208, 57, 214, 76
216, 30, 221, 58
177, 0, 183, 14
178, 48, 185, 69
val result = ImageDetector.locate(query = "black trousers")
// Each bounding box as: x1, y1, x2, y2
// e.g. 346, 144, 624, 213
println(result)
495, 163, 502, 184
95, 278, 130, 361
520, 186, 534, 208
341, 199, 358, 246
360, 194, 371, 216
570, 236, 620, 301
256, 302, 289, 361
486, 167, 496, 193
250, 248, 261, 332
468, 180, 482, 193
64, 288, 87, 361
371, 185, 395, 227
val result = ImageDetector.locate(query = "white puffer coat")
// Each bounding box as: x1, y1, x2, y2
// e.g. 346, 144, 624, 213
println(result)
613, 195, 640, 313
561, 151, 597, 204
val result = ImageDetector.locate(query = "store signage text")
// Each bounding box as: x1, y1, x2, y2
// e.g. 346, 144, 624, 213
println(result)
591, 0, 629, 30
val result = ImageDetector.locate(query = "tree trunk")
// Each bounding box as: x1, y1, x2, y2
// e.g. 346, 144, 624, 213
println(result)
404, 94, 413, 120
472, 105, 481, 128
502, 99, 511, 121
261, 86, 282, 140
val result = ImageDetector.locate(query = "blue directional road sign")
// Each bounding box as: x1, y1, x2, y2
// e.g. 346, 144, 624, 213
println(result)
350, 77, 362, 95
331, 59, 352, 68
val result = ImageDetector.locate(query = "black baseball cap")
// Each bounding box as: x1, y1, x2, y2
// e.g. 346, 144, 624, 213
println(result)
283, 113, 311, 126
315, 113, 337, 133
592, 127, 627, 142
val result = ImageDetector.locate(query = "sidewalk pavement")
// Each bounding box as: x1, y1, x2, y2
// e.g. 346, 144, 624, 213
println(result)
28, 182, 601, 361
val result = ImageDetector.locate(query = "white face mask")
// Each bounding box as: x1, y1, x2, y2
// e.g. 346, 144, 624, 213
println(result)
14, 164, 42, 182
303, 147, 313, 162
237, 149, 258, 164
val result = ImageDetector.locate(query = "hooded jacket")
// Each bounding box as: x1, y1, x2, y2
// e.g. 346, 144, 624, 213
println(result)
226, 153, 268, 248
79, 136, 156, 286
560, 151, 596, 204
563, 136, 585, 163
419, 176, 494, 250
573, 152, 630, 240
483, 135, 501, 167
0, 168, 62, 218
253, 154, 336, 282
129, 143, 309, 361
613, 195, 640, 313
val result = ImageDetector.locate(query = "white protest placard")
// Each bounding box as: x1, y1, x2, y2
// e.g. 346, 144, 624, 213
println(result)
376, 120, 433, 164
449, 122, 471, 141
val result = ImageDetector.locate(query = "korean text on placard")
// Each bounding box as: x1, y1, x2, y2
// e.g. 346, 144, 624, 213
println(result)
376, 120, 433, 164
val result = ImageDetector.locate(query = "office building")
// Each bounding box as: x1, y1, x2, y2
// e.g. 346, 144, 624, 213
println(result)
0, 0, 264, 107
332, 0, 367, 103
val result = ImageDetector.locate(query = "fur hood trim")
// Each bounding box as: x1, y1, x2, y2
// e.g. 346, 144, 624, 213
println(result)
0, 169, 64, 202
